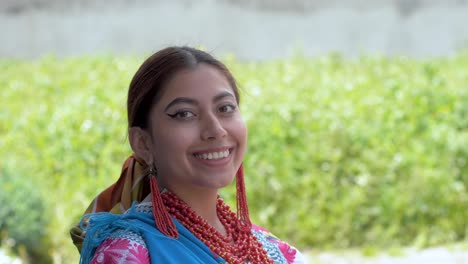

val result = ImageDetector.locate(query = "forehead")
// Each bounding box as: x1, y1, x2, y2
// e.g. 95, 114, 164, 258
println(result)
158, 64, 234, 102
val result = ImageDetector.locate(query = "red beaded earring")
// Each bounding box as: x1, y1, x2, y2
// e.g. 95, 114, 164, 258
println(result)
149, 164, 178, 239
235, 164, 252, 231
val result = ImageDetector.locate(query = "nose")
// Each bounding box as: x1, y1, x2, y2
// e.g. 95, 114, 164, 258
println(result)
201, 114, 227, 140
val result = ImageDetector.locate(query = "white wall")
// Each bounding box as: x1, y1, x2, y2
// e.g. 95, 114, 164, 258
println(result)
1, 0, 468, 60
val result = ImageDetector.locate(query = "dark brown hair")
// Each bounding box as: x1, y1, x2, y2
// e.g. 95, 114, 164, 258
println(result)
127, 46, 239, 129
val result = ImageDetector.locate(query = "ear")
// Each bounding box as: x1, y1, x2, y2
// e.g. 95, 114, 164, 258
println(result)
129, 127, 153, 165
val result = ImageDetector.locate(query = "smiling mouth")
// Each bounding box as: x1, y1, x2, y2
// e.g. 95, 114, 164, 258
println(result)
193, 149, 232, 160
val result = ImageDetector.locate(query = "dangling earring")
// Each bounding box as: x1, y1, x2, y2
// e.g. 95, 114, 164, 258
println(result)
236, 163, 252, 231
148, 163, 178, 238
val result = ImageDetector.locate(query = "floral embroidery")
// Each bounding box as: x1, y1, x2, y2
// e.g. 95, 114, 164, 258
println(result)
90, 231, 150, 264
252, 224, 298, 264
90, 204, 302, 264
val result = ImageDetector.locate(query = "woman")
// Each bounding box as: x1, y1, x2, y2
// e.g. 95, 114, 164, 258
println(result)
71, 46, 306, 263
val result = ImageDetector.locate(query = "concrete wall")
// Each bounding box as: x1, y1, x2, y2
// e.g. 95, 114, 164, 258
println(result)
1, 0, 468, 60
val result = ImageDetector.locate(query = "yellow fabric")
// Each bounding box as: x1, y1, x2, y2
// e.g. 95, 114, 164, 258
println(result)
70, 155, 151, 252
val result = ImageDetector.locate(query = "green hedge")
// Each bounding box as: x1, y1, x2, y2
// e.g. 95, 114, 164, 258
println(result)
0, 53, 466, 262
0, 168, 51, 263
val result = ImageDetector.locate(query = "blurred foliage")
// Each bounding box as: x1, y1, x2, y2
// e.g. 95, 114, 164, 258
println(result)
0, 168, 51, 263
0, 52, 467, 263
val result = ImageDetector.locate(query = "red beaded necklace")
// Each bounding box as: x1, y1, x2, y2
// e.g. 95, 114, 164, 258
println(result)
161, 192, 274, 264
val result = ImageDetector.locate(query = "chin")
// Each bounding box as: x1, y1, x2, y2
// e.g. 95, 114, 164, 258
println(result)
212, 176, 236, 189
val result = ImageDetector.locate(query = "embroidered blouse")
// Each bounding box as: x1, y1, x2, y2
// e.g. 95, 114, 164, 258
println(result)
89, 202, 307, 264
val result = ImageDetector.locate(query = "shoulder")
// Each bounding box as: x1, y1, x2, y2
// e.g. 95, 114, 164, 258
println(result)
90, 229, 150, 264
252, 224, 308, 264
89, 203, 153, 264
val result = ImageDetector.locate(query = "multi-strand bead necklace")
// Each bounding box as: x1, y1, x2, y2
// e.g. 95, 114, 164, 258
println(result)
161, 192, 274, 264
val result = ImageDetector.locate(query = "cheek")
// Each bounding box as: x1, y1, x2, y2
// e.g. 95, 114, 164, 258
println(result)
152, 128, 194, 158
240, 122, 248, 144
232, 117, 248, 149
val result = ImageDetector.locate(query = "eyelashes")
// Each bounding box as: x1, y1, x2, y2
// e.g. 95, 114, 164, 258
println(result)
218, 104, 236, 113
166, 104, 237, 120
167, 110, 195, 119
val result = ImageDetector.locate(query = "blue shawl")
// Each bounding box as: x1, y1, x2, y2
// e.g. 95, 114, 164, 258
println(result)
79, 202, 226, 264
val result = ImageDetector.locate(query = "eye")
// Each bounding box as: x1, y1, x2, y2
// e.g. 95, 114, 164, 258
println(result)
167, 110, 196, 119
218, 104, 236, 113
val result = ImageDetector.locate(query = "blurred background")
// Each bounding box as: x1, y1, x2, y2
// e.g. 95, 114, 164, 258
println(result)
2, 0, 468, 59
0, 0, 467, 263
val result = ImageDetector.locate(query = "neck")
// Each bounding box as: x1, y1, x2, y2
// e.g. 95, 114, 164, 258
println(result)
168, 186, 225, 233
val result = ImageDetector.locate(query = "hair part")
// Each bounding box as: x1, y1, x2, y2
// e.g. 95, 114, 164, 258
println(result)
127, 46, 239, 129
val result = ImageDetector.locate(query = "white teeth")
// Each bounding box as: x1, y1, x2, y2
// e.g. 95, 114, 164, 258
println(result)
196, 150, 230, 160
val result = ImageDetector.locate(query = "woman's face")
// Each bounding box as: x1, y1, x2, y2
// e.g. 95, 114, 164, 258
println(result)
147, 64, 247, 193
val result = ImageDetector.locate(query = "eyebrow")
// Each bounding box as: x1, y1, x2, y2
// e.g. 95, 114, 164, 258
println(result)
213, 91, 235, 102
164, 91, 235, 112
164, 97, 198, 112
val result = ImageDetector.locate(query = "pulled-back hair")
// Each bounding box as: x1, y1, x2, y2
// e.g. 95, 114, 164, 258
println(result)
127, 46, 239, 129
